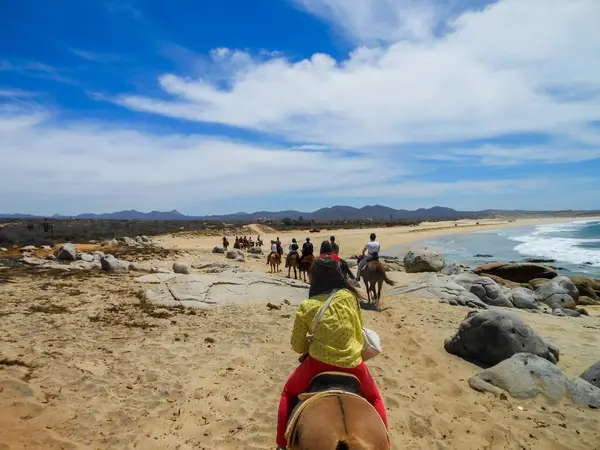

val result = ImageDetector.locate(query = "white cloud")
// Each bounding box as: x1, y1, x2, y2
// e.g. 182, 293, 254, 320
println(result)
112, 0, 600, 156
291, 0, 441, 43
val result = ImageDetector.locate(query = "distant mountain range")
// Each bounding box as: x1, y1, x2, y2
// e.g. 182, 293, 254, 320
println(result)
1, 205, 598, 222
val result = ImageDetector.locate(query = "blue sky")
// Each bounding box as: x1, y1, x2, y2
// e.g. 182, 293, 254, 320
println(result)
1, 0, 599, 215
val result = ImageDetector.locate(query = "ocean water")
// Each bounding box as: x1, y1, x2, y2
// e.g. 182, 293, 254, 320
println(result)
381, 220, 600, 277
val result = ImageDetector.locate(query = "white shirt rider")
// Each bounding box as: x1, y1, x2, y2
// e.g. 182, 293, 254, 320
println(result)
271, 243, 278, 253
356, 234, 381, 281
365, 240, 380, 256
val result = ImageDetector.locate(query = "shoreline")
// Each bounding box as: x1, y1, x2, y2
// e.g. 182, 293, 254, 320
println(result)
156, 216, 600, 260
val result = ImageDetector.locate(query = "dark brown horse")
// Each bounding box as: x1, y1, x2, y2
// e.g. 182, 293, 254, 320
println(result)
299, 254, 315, 282
286, 373, 390, 450
359, 260, 395, 311
287, 253, 301, 279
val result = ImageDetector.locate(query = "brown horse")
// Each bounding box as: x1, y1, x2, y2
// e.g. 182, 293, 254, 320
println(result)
269, 252, 281, 273
359, 260, 395, 311
299, 254, 315, 282
287, 253, 300, 279
286, 373, 390, 450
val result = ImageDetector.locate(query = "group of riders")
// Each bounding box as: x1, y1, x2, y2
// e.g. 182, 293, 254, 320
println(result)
224, 235, 263, 250
265, 233, 381, 282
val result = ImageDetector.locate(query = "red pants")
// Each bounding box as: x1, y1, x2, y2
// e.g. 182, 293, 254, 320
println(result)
276, 356, 388, 447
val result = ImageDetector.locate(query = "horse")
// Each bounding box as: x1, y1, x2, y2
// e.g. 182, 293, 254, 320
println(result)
269, 252, 281, 273
299, 254, 316, 282
358, 259, 395, 311
287, 253, 301, 279
285, 372, 390, 450
223, 239, 229, 251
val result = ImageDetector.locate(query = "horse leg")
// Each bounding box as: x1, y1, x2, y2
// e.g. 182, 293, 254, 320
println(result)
364, 280, 370, 304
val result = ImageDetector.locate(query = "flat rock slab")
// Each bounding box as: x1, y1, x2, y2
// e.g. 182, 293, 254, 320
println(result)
139, 272, 309, 308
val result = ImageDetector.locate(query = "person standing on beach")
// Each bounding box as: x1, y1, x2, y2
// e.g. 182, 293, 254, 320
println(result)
330, 236, 339, 255
356, 233, 380, 282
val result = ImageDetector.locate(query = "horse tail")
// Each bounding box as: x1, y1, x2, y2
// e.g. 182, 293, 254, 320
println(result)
383, 274, 395, 286
335, 436, 370, 449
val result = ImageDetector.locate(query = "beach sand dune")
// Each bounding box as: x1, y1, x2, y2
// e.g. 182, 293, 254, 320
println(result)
1, 263, 598, 449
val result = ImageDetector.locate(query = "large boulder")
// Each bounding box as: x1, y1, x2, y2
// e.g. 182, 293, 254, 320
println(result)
444, 310, 558, 366
507, 287, 538, 310
528, 278, 551, 290
474, 262, 557, 283
212, 246, 225, 254
455, 275, 514, 307
581, 361, 600, 389
404, 247, 445, 273
390, 273, 487, 309
121, 236, 136, 246
100, 255, 131, 273
248, 247, 263, 255
534, 276, 578, 309
577, 296, 600, 306
469, 353, 600, 408
55, 243, 77, 261
173, 262, 191, 274
226, 249, 245, 261
567, 276, 600, 302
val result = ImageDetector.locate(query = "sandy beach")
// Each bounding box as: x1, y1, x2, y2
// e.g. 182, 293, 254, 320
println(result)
1, 218, 599, 449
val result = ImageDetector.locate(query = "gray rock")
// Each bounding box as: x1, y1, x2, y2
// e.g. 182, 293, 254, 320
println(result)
577, 296, 600, 306
534, 276, 578, 309
248, 247, 263, 254
150, 267, 171, 274
469, 353, 600, 408
173, 262, 191, 274
226, 249, 245, 261
404, 247, 445, 273
551, 306, 586, 317
567, 276, 600, 302
135, 236, 145, 244
441, 262, 472, 276
21, 245, 37, 251
581, 361, 600, 389
474, 262, 557, 283
390, 273, 488, 309
193, 261, 232, 272
100, 255, 131, 273
55, 243, 77, 261
380, 256, 404, 272
508, 288, 538, 310
121, 236, 136, 246
212, 246, 225, 254
41, 245, 52, 250
453, 274, 514, 307
102, 239, 120, 246
92, 251, 105, 261
444, 310, 558, 366
141, 235, 151, 243
78, 253, 94, 262
141, 272, 308, 308
0, 248, 7, 252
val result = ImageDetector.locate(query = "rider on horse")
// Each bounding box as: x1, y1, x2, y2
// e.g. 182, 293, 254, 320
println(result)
266, 240, 279, 265
356, 233, 380, 282
285, 238, 300, 268
276, 254, 388, 449
298, 237, 314, 267
329, 235, 339, 255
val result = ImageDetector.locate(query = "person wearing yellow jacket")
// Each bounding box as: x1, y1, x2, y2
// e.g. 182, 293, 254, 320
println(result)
275, 241, 388, 449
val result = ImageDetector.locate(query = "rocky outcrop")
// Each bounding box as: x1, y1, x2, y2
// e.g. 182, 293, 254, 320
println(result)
173, 262, 191, 274
581, 361, 600, 389
440, 262, 472, 276
100, 255, 131, 273
55, 243, 77, 261
534, 276, 578, 309
380, 256, 404, 272
444, 310, 558, 366
474, 262, 557, 283
577, 296, 600, 306
469, 353, 600, 408
390, 273, 487, 309
404, 247, 445, 273
248, 247, 263, 255
212, 246, 225, 254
